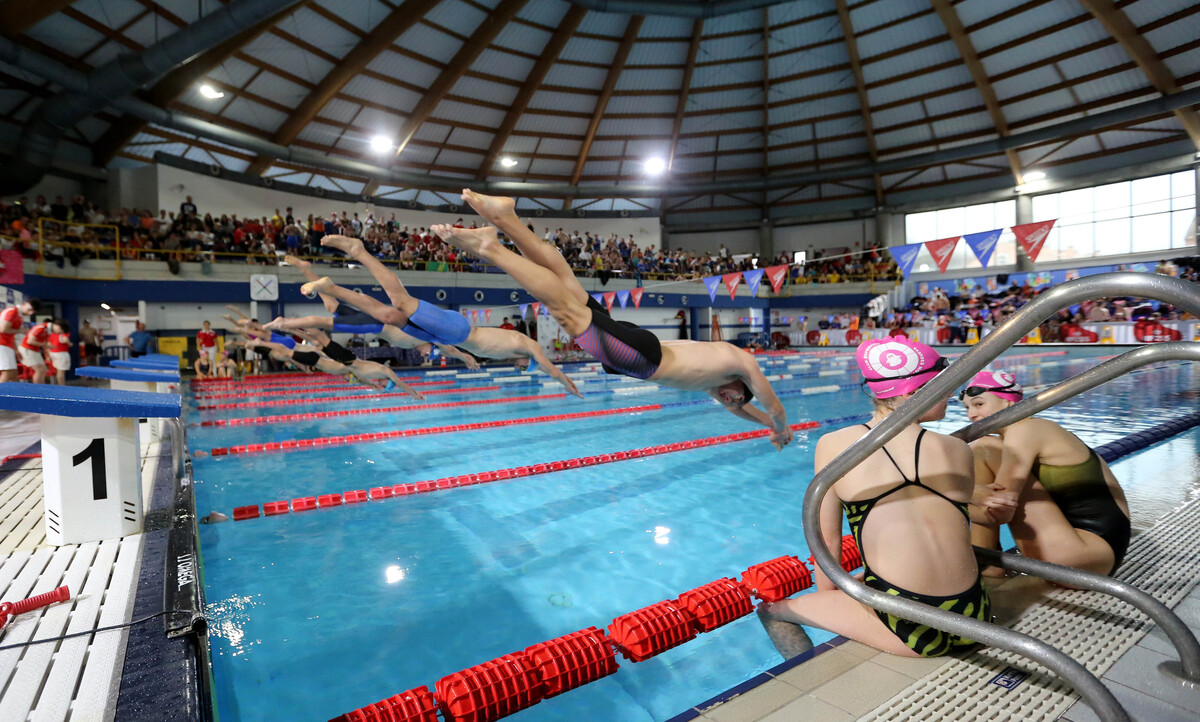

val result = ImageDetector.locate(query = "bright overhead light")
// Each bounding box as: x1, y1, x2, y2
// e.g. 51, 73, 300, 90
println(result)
645, 157, 666, 175
1024, 171, 1046, 181
199, 84, 224, 100
100, 303, 111, 310
500, 157, 519, 168
370, 135, 393, 153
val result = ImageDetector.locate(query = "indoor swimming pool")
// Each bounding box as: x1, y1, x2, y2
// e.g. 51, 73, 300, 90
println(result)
188, 347, 1199, 721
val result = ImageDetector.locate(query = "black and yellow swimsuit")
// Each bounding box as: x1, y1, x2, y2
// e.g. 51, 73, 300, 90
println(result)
842, 426, 992, 657
1033, 446, 1130, 574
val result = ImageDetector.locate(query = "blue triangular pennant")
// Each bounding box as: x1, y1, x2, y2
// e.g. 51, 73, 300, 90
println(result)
743, 268, 764, 296
963, 229, 1002, 268
703, 276, 721, 302
591, 293, 603, 306
519, 304, 528, 319
617, 290, 629, 309
889, 243, 923, 277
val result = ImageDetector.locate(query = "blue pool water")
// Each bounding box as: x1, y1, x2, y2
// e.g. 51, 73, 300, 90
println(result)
189, 347, 1198, 721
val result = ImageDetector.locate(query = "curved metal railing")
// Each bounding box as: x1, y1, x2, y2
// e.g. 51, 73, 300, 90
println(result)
802, 272, 1200, 722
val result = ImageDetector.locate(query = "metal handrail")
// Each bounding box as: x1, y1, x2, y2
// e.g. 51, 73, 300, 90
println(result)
803, 272, 1200, 722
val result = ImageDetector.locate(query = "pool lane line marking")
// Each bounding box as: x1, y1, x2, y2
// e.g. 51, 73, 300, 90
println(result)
198, 393, 570, 427
225, 415, 871, 522
192, 379, 451, 400
195, 385, 504, 410
206, 403, 666, 457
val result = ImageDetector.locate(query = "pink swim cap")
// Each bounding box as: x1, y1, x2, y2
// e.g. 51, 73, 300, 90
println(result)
961, 370, 1023, 403
856, 337, 946, 399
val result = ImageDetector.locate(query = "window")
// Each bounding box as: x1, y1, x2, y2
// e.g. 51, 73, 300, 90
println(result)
904, 200, 1016, 272
1032, 170, 1196, 259
793, 250, 807, 266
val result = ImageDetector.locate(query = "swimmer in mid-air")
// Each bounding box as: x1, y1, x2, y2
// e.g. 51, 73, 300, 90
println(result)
296, 236, 582, 398
235, 332, 424, 399
428, 190, 791, 448
963, 371, 1131, 577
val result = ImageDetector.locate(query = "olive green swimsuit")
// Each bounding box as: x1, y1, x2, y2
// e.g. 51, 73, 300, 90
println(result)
1033, 446, 1130, 574
842, 427, 992, 657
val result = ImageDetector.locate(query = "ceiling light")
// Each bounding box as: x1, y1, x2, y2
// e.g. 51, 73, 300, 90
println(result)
370, 135, 392, 153
1024, 171, 1046, 181
199, 84, 224, 100
645, 157, 666, 175
100, 303, 111, 310
500, 157, 518, 168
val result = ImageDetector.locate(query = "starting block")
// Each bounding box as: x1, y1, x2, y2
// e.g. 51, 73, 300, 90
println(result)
112, 358, 178, 371
76, 366, 181, 440
0, 385, 181, 546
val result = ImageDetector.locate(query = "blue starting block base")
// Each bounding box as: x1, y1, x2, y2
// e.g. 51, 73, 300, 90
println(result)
78, 367, 182, 384
112, 358, 178, 371
0, 384, 180, 418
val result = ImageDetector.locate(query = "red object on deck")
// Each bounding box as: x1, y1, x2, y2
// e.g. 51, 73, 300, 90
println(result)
0, 585, 71, 631
522, 627, 618, 698
435, 652, 545, 722
607, 600, 696, 662
676, 578, 754, 633
328, 686, 440, 722
741, 556, 813, 602
232, 506, 260, 521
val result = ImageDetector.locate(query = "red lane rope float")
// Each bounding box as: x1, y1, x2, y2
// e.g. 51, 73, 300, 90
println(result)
191, 372, 326, 385
201, 393, 567, 427
194, 379, 444, 400
192, 378, 366, 395
210, 404, 663, 457
196, 385, 502, 410
331, 537, 863, 722
228, 420, 822, 522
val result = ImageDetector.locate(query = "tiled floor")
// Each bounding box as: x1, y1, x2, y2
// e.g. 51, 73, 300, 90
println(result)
0, 410, 40, 462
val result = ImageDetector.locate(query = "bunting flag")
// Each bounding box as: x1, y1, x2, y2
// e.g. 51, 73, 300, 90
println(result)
630, 287, 644, 308
1011, 220, 1055, 263
469, 310, 478, 324
531, 302, 541, 317
765, 264, 788, 294
743, 268, 764, 296
924, 236, 961, 274
0, 250, 24, 286
703, 276, 722, 302
541, 303, 549, 316
485, 309, 491, 323
519, 303, 528, 319
888, 243, 923, 277
722, 273, 741, 300
591, 293, 603, 307
603, 291, 616, 311
963, 229, 1002, 268
617, 289, 630, 309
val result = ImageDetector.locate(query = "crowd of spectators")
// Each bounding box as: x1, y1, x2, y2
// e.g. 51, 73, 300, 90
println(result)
1, 194, 898, 285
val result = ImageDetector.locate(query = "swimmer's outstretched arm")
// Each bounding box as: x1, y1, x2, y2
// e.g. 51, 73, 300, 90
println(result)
434, 343, 481, 370
224, 304, 249, 319
349, 360, 424, 400
519, 337, 582, 398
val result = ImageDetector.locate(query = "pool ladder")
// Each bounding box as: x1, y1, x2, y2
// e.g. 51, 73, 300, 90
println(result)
803, 272, 1200, 722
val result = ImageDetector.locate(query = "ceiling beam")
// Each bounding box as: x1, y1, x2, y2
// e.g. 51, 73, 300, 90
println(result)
834, 0, 882, 203
474, 3, 586, 180
92, 5, 301, 166
244, 0, 444, 176
1076, 0, 1200, 149
392, 0, 530, 158
0, 0, 75, 36
570, 15, 644, 186
668, 19, 704, 172
930, 0, 1024, 183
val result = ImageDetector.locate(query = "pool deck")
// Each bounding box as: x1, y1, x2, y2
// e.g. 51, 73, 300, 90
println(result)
0, 418, 160, 721
679, 490, 1200, 722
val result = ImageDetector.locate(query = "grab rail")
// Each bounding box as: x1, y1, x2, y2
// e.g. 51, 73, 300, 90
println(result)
803, 272, 1200, 722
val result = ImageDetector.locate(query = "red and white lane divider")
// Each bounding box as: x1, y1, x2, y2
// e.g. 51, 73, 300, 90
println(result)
227, 420, 822, 522
199, 394, 569, 428
196, 385, 503, 411
194, 379, 441, 400
210, 404, 663, 457
328, 537, 863, 722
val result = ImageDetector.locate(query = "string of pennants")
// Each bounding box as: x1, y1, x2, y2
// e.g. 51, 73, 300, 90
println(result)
697, 265, 791, 303
889, 220, 1057, 276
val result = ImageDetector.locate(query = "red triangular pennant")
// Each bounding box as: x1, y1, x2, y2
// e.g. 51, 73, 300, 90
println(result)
531, 302, 541, 317
1011, 220, 1055, 263
603, 291, 616, 311
630, 288, 644, 308
765, 264, 788, 294
722, 272, 741, 299
924, 236, 960, 274
485, 309, 491, 323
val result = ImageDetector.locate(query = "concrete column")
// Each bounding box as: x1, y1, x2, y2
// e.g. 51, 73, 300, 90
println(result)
759, 222, 773, 260
688, 307, 700, 341
1015, 194, 1034, 271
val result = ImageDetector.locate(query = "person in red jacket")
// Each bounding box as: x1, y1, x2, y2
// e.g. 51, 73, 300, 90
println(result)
20, 317, 51, 384
46, 319, 72, 385
197, 320, 218, 366
1, 299, 41, 383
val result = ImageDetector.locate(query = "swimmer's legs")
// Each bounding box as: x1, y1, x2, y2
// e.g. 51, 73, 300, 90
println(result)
461, 189, 588, 305
285, 255, 338, 313
757, 604, 814, 660
759, 594, 922, 658
431, 225, 591, 336
301, 277, 412, 328
321, 235, 418, 316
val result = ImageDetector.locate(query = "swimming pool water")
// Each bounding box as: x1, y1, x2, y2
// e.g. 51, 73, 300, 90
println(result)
189, 347, 1198, 721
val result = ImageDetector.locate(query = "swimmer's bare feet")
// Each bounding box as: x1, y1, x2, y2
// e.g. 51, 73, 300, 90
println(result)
263, 317, 286, 330
461, 189, 515, 221
431, 224, 499, 258
301, 277, 333, 298
321, 234, 365, 257
283, 254, 309, 269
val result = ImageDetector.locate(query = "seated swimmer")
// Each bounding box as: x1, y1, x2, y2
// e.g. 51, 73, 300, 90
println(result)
428, 190, 791, 447
194, 353, 213, 378
757, 338, 990, 658
215, 351, 238, 378
964, 371, 1131, 576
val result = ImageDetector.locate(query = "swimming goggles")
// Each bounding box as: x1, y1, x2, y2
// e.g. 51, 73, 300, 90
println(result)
958, 379, 1018, 401
860, 356, 948, 383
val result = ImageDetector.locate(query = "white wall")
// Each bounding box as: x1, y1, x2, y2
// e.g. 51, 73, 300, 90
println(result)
774, 218, 875, 259
150, 165, 662, 246
669, 228, 761, 255
1, 174, 83, 205
106, 166, 160, 214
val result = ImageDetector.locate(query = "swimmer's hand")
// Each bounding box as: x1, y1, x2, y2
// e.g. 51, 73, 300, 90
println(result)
769, 426, 793, 451
982, 483, 1019, 525
563, 377, 583, 399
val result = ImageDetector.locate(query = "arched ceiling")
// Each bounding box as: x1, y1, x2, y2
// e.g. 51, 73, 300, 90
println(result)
1, 0, 1199, 223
